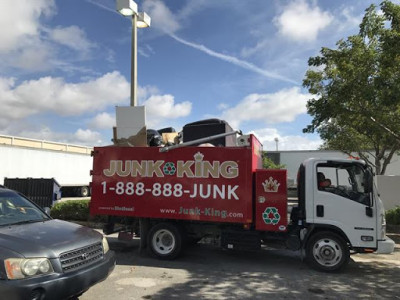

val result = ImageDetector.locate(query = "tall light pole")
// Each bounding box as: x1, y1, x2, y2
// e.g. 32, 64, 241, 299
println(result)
116, 0, 151, 107
274, 137, 279, 151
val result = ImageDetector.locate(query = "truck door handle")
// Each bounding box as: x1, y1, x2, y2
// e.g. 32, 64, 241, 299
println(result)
316, 205, 324, 217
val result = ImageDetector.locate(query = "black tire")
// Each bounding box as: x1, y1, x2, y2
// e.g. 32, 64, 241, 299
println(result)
306, 231, 350, 272
80, 186, 90, 197
147, 223, 182, 260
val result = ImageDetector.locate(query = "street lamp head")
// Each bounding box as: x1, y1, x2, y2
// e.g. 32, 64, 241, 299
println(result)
137, 12, 151, 28
116, 0, 138, 16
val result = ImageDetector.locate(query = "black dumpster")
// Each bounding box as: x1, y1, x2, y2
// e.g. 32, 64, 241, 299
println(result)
4, 178, 61, 208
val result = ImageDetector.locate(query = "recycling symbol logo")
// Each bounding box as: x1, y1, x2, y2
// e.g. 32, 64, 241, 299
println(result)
262, 207, 280, 225
163, 162, 176, 175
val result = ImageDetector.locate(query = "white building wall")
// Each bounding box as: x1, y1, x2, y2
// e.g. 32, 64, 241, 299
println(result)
376, 176, 400, 210
383, 154, 400, 175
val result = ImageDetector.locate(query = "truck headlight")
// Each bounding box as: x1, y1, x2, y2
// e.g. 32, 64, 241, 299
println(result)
5, 258, 54, 280
102, 236, 110, 254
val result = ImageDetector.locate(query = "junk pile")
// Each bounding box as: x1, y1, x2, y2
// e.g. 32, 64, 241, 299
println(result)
115, 118, 238, 148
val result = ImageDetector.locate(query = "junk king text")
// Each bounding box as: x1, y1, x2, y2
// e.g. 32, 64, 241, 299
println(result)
102, 152, 239, 179
101, 181, 240, 200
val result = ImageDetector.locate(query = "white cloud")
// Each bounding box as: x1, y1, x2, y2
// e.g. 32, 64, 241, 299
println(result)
0, 73, 191, 142
240, 39, 270, 59
50, 26, 94, 53
138, 44, 155, 58
143, 94, 191, 128
0, 0, 55, 52
176, 0, 212, 20
274, 0, 333, 42
0, 39, 55, 72
49, 60, 99, 76
89, 86, 193, 130
84, 0, 117, 14
0, 0, 98, 74
170, 34, 297, 84
251, 128, 322, 151
74, 128, 102, 144
11, 45, 54, 71
0, 0, 57, 71
217, 103, 229, 110
141, 0, 295, 84
221, 87, 310, 129
334, 6, 364, 34
0, 72, 129, 128
138, 85, 160, 101
143, 0, 181, 34
0, 77, 32, 122
340, 7, 362, 28
89, 112, 116, 130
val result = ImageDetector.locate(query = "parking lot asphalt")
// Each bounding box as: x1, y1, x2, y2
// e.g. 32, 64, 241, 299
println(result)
79, 234, 400, 300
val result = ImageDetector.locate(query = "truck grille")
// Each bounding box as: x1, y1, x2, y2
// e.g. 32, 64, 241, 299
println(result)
60, 242, 103, 272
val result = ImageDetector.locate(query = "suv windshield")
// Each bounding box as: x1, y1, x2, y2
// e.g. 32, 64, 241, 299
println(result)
0, 190, 50, 226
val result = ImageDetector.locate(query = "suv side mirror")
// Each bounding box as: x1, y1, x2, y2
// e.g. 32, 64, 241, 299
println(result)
44, 207, 51, 216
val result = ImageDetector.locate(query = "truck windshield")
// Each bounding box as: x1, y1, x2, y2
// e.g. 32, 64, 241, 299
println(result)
0, 190, 50, 226
317, 163, 371, 206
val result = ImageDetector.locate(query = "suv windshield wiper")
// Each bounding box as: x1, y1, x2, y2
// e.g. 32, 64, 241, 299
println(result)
7, 219, 49, 226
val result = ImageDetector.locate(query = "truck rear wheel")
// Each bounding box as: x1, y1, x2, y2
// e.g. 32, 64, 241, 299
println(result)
147, 223, 182, 259
306, 231, 349, 272
80, 186, 90, 197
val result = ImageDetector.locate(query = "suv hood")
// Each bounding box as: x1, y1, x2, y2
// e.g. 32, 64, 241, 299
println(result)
0, 219, 102, 258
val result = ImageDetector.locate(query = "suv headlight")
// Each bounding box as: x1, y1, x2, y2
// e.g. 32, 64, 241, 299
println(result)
5, 258, 54, 280
102, 236, 110, 254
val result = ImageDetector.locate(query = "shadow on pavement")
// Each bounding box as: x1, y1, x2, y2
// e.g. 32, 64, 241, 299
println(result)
104, 235, 400, 300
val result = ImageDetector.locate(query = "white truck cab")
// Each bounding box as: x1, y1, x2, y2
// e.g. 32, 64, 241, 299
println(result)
296, 158, 395, 271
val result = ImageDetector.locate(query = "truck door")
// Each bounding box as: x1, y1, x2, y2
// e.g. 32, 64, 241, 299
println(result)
313, 162, 377, 250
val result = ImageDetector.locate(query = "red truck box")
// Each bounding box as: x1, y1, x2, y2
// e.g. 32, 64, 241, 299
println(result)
90, 135, 264, 225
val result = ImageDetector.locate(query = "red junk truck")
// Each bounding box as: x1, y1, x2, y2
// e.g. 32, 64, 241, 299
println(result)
90, 127, 394, 272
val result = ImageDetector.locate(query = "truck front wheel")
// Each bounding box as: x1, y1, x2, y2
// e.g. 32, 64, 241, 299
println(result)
306, 231, 350, 272
147, 223, 182, 260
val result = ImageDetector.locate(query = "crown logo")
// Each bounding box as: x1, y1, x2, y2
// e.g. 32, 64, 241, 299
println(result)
262, 177, 280, 193
194, 152, 204, 161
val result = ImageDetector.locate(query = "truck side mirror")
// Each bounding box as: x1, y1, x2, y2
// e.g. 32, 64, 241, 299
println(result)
364, 168, 373, 194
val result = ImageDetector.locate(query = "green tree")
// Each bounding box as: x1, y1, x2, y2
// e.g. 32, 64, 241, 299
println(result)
303, 1, 400, 175
262, 154, 285, 169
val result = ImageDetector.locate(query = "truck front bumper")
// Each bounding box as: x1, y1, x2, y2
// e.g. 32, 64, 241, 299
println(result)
0, 250, 116, 300
377, 236, 396, 254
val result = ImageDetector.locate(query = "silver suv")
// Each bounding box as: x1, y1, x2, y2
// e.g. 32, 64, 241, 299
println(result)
0, 188, 115, 300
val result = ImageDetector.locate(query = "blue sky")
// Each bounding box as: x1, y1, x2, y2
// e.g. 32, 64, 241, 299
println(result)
0, 0, 393, 150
